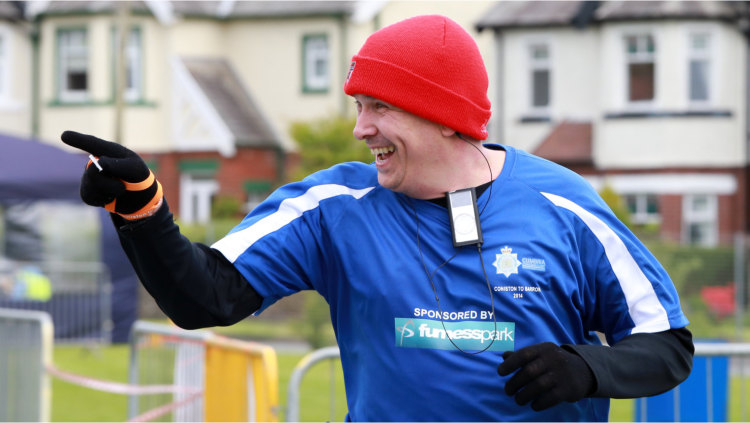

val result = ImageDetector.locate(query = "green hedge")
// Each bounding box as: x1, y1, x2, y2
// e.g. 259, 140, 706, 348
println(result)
646, 242, 734, 295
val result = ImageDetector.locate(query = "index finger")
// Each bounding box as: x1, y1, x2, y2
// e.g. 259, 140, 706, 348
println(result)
61, 131, 131, 158
497, 348, 537, 376
498, 351, 522, 376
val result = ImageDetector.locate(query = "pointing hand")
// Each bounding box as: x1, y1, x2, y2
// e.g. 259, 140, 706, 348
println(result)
61, 130, 163, 220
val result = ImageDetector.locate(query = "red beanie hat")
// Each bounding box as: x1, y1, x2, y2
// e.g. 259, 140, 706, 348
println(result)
344, 15, 492, 140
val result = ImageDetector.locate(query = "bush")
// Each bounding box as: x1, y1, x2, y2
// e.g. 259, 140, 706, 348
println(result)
212, 195, 243, 219
598, 183, 632, 228
178, 218, 243, 244
646, 242, 734, 296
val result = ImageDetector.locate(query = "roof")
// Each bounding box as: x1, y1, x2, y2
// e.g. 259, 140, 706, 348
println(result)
35, 0, 355, 20
532, 121, 593, 166
174, 1, 356, 18
0, 1, 24, 20
40, 1, 152, 15
181, 58, 280, 149
476, 1, 746, 31
476, 1, 593, 31
594, 1, 743, 22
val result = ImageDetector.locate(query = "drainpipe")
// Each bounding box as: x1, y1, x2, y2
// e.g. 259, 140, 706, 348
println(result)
275, 145, 286, 185
493, 30, 505, 142
746, 40, 750, 234
114, 2, 129, 143
338, 13, 348, 117
31, 16, 40, 138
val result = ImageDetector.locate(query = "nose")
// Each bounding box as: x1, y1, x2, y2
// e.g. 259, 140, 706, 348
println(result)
353, 109, 377, 140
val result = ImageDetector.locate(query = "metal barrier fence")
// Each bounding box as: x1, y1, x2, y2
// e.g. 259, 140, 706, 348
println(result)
286, 346, 341, 422
287, 343, 750, 422
635, 342, 750, 422
129, 320, 279, 422
0, 261, 112, 343
0, 308, 53, 422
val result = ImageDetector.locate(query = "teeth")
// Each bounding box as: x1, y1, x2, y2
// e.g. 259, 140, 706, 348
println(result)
370, 146, 395, 156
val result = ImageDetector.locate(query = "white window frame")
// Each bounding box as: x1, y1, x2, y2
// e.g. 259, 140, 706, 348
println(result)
114, 27, 143, 102
179, 173, 219, 224
624, 32, 656, 108
57, 28, 89, 103
526, 40, 551, 116
302, 34, 329, 93
685, 26, 716, 109
682, 194, 718, 246
124, 28, 143, 101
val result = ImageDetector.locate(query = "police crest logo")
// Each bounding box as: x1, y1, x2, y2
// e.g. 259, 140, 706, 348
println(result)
493, 246, 521, 277
346, 61, 356, 83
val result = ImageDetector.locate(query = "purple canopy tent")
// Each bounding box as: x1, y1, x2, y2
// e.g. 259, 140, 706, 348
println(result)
0, 132, 137, 342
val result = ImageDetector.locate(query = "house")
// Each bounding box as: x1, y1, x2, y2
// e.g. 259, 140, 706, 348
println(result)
28, 0, 364, 223
477, 1, 750, 246
2, 0, 495, 223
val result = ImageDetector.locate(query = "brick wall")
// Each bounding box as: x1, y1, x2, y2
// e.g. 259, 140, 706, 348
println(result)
144, 147, 299, 218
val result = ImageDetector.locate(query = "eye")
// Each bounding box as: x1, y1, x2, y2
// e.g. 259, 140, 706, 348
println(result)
374, 102, 389, 111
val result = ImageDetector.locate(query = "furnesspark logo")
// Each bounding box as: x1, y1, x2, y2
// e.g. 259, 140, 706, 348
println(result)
396, 319, 415, 346
394, 318, 514, 351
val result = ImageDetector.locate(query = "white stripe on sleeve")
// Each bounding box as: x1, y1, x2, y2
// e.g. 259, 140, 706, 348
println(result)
212, 184, 375, 263
541, 192, 671, 334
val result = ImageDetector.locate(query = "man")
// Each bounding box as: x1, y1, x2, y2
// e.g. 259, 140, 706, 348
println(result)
63, 15, 692, 422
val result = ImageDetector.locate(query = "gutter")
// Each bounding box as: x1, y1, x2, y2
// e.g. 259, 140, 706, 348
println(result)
30, 15, 40, 138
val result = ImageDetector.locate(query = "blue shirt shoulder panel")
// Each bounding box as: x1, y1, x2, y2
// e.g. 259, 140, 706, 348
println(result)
500, 146, 689, 341
212, 161, 380, 311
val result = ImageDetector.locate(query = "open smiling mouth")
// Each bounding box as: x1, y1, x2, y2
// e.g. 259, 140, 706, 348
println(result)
371, 146, 396, 163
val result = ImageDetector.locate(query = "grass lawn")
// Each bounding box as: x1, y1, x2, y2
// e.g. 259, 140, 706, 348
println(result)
48, 313, 750, 422
52, 345, 129, 422
52, 342, 631, 422
46, 343, 699, 423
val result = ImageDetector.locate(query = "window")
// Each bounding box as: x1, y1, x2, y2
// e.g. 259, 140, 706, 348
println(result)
179, 173, 219, 224
0, 34, 5, 97
113, 27, 143, 101
688, 32, 711, 104
302, 35, 329, 92
625, 34, 655, 102
682, 194, 717, 246
529, 43, 550, 110
58, 29, 88, 102
625, 193, 661, 225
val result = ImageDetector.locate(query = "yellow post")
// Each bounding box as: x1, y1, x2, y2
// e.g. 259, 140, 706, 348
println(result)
204, 335, 278, 422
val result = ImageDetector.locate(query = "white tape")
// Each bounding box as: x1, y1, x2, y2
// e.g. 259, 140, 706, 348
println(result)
127, 392, 203, 422
46, 364, 201, 396
88, 155, 103, 171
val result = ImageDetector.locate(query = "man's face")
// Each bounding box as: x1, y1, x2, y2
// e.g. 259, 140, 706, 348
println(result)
352, 94, 451, 199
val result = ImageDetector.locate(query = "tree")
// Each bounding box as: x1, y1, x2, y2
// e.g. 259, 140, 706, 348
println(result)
289, 115, 372, 181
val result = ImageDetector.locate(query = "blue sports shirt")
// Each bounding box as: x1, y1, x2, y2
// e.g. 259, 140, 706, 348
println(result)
212, 145, 689, 421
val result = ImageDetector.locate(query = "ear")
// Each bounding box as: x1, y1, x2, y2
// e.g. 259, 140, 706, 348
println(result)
440, 125, 457, 138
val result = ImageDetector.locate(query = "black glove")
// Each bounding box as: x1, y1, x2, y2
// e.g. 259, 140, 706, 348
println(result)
497, 342, 595, 411
61, 130, 163, 221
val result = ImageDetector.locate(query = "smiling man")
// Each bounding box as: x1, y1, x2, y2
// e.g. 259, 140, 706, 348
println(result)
62, 15, 692, 422
351, 94, 505, 199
